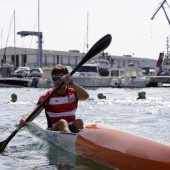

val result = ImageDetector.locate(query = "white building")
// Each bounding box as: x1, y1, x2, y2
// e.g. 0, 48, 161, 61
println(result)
0, 47, 157, 69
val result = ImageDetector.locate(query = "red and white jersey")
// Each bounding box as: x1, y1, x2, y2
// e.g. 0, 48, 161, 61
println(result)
38, 88, 78, 125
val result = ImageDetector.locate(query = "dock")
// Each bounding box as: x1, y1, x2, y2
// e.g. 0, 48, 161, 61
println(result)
147, 76, 170, 87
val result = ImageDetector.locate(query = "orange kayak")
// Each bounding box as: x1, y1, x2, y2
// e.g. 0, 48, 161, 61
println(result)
30, 119, 170, 170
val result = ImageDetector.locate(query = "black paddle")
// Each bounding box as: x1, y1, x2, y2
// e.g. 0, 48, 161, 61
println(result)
0, 34, 112, 153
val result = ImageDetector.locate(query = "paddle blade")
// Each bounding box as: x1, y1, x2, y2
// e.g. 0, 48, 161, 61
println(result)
0, 130, 18, 153
70, 34, 112, 75
0, 140, 9, 153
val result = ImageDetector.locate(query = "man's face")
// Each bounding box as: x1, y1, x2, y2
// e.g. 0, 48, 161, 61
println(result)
52, 73, 65, 88
12, 97, 17, 102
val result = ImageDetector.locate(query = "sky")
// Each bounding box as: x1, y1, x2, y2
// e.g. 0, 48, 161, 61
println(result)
1, 0, 170, 60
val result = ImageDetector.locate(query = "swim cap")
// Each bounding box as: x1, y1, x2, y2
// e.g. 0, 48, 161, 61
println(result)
142, 91, 146, 95
97, 93, 103, 98
11, 93, 17, 98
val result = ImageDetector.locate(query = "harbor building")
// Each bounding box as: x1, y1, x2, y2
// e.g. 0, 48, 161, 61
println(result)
0, 47, 157, 69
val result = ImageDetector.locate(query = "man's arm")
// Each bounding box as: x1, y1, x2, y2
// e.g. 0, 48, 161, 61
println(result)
72, 82, 89, 100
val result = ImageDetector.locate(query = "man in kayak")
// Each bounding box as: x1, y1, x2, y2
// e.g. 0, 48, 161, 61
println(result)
19, 64, 89, 133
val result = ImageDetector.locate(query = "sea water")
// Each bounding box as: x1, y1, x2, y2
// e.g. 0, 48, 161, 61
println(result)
0, 87, 170, 170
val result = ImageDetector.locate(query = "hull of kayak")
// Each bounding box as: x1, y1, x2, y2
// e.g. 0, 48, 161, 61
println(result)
76, 124, 170, 170
29, 119, 170, 170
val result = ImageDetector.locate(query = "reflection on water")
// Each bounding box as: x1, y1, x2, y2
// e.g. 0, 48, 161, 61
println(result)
0, 87, 170, 169
47, 144, 114, 170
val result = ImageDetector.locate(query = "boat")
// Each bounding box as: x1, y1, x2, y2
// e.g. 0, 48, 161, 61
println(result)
0, 77, 31, 87
35, 78, 54, 88
72, 58, 113, 87
110, 65, 150, 88
0, 61, 32, 87
29, 118, 170, 170
160, 52, 170, 75
0, 55, 33, 88
156, 38, 170, 76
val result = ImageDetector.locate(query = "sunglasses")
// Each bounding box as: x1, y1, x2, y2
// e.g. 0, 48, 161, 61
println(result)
52, 76, 63, 81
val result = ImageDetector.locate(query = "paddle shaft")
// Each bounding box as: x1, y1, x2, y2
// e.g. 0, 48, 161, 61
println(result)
0, 34, 112, 152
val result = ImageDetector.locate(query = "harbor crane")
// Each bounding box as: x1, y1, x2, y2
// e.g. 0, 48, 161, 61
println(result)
151, 0, 170, 55
17, 31, 43, 68
151, 0, 170, 26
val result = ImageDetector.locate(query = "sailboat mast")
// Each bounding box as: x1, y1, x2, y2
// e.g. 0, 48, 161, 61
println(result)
14, 10, 16, 67
167, 37, 169, 55
1, 29, 3, 56
38, 0, 42, 68
86, 12, 89, 52
38, 0, 40, 33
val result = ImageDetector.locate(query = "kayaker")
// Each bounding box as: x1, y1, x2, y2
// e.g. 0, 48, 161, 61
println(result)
11, 93, 17, 102
18, 64, 89, 133
137, 91, 146, 99
97, 93, 106, 99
